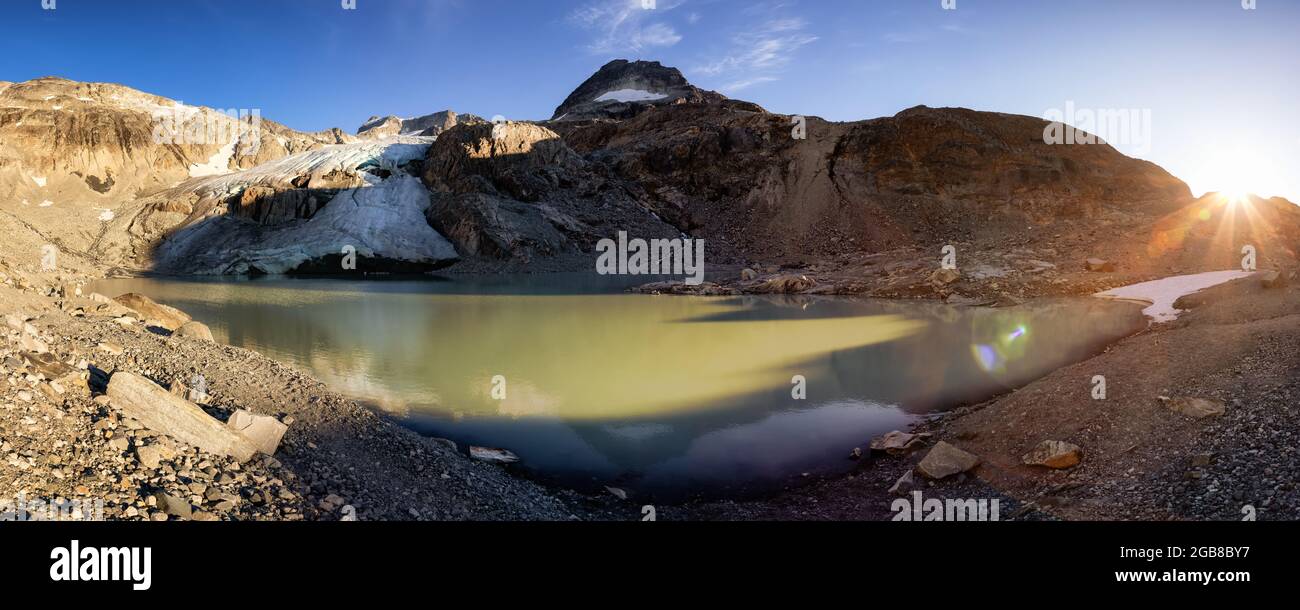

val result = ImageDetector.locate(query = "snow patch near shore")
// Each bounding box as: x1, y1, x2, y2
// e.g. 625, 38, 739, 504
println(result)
1095, 270, 1256, 323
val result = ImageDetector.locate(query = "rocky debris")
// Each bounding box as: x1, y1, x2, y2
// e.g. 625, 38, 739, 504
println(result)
917, 441, 980, 480
106, 372, 258, 462
870, 431, 931, 456
632, 281, 740, 296
750, 274, 818, 294
113, 293, 191, 330
1262, 269, 1289, 289
469, 446, 520, 464
97, 342, 124, 356
1021, 440, 1083, 469
174, 321, 215, 342
225, 409, 288, 456
1161, 396, 1226, 419
1086, 258, 1117, 272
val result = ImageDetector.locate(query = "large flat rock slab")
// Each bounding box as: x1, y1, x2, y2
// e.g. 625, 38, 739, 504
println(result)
107, 372, 256, 462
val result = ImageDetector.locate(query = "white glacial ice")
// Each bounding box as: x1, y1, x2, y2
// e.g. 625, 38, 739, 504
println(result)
1094, 270, 1257, 323
155, 137, 457, 275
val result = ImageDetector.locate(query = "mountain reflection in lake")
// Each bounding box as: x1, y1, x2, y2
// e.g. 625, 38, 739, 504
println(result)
91, 275, 1146, 499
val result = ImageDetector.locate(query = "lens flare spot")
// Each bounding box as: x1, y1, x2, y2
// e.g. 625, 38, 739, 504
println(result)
972, 343, 1000, 372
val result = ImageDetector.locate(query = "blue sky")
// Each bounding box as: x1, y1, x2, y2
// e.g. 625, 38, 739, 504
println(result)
3, 0, 1298, 200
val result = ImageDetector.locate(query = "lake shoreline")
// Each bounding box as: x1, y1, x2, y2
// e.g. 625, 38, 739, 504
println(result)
4, 261, 1295, 521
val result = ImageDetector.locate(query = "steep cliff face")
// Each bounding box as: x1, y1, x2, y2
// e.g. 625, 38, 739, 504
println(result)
0, 77, 351, 265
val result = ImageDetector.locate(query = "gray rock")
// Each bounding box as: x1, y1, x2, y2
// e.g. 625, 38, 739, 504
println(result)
1086, 258, 1117, 272
469, 446, 520, 464
1022, 440, 1083, 469
1162, 396, 1226, 419
107, 372, 257, 462
225, 409, 288, 456
917, 441, 980, 479
174, 321, 215, 342
1261, 269, 1289, 289
153, 493, 192, 520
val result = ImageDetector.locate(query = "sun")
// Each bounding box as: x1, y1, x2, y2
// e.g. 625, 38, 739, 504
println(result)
1201, 148, 1279, 202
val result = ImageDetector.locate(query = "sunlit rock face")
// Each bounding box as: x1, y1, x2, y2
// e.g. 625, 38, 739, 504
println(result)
0, 76, 351, 263
357, 110, 486, 140
105, 138, 459, 274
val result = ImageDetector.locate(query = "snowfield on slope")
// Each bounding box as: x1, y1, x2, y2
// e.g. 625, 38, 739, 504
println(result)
1095, 270, 1257, 323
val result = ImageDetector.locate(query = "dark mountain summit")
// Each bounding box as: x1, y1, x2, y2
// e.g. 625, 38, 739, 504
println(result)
551, 59, 730, 121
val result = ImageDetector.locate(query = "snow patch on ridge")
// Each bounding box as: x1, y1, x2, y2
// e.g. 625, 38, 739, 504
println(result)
1095, 270, 1257, 323
594, 89, 667, 103
189, 138, 238, 177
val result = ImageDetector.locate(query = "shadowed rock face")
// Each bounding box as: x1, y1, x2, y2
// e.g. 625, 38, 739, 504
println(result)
421, 121, 679, 263
551, 60, 731, 121
552, 102, 1195, 265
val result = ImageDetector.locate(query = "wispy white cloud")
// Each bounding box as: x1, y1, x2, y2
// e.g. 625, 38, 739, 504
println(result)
569, 0, 686, 55
692, 16, 818, 93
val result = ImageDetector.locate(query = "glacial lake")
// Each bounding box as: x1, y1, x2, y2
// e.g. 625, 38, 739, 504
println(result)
90, 275, 1146, 499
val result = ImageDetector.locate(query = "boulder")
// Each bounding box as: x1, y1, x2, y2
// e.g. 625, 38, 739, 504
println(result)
928, 268, 961, 285
135, 445, 164, 469
870, 430, 931, 456
19, 334, 48, 354
1021, 440, 1083, 469
174, 320, 215, 342
1086, 258, 1116, 272
888, 470, 915, 496
917, 441, 980, 479
153, 492, 192, 520
740, 268, 758, 281
106, 372, 257, 462
1162, 396, 1225, 419
225, 409, 288, 456
112, 293, 192, 330
469, 446, 520, 464
1261, 269, 1289, 289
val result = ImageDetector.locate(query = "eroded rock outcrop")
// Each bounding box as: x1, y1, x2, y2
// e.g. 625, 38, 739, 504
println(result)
421, 121, 679, 263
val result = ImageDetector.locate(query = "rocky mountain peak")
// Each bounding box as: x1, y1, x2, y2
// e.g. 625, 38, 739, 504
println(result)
551, 59, 727, 121
357, 109, 485, 140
